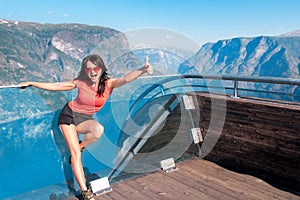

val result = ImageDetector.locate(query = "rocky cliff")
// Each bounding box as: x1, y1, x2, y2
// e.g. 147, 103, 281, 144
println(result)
178, 34, 300, 100
186, 35, 300, 78
0, 18, 140, 85
0, 19, 141, 121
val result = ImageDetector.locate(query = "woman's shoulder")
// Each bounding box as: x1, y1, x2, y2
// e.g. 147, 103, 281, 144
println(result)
107, 78, 118, 91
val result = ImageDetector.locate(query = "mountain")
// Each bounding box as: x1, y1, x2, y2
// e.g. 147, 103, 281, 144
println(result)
280, 29, 300, 37
185, 35, 300, 78
179, 34, 300, 101
0, 18, 140, 85
0, 19, 141, 122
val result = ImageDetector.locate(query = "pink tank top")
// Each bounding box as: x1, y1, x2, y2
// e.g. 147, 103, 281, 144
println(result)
68, 80, 111, 116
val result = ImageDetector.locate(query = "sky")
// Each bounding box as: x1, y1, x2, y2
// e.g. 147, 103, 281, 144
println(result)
0, 0, 299, 48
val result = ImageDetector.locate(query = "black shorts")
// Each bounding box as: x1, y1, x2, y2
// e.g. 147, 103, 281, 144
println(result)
58, 103, 94, 126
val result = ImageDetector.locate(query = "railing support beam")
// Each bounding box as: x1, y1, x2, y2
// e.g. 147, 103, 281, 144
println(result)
234, 80, 238, 98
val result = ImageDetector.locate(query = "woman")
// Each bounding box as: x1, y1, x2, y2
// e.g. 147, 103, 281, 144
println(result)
19, 54, 152, 200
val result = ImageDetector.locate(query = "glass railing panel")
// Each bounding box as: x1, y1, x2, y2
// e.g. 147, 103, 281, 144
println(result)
1, 74, 300, 199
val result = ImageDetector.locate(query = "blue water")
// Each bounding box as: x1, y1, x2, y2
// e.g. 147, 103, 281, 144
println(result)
0, 99, 131, 199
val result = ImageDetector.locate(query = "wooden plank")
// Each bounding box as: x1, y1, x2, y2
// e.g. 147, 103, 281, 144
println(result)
179, 159, 264, 199
132, 171, 210, 200
95, 192, 118, 200
126, 178, 171, 200
161, 165, 241, 199
110, 180, 150, 200
181, 159, 298, 200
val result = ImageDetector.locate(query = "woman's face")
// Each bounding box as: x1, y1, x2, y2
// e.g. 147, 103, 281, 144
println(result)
85, 60, 102, 83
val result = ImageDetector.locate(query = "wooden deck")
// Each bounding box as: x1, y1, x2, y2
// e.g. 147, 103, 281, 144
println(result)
84, 158, 299, 200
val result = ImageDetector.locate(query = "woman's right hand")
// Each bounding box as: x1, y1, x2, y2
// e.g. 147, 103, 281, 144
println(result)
18, 82, 32, 89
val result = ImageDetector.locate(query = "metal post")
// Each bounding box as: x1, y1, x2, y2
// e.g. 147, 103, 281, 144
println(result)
160, 85, 165, 95
234, 80, 238, 98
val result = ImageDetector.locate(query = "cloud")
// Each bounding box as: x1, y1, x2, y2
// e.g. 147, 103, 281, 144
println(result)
48, 10, 52, 15
63, 13, 69, 17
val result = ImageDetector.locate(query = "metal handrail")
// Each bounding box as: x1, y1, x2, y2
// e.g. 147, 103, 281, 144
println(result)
132, 74, 300, 113
181, 74, 300, 98
139, 74, 300, 85
179, 74, 300, 85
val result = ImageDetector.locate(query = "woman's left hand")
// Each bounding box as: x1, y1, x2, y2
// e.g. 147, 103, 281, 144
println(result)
144, 57, 153, 74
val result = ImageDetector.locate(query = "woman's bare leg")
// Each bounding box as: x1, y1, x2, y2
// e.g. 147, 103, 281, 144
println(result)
59, 120, 104, 192
60, 124, 87, 191
76, 120, 104, 148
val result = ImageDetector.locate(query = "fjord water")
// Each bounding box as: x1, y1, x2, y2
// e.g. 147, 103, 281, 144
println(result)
0, 99, 129, 199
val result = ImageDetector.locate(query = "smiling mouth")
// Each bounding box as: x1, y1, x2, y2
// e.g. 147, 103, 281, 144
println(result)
90, 73, 97, 78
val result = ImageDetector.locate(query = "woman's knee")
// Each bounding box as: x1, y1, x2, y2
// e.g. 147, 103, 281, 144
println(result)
70, 148, 82, 162
77, 120, 104, 140
70, 154, 81, 166
91, 124, 104, 139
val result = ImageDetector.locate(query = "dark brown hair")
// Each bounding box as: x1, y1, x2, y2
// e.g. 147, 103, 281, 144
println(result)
75, 54, 110, 96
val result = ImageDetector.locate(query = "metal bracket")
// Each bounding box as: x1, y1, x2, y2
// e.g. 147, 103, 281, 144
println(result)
182, 95, 195, 110
191, 128, 203, 144
160, 158, 177, 173
90, 177, 112, 196
191, 128, 203, 157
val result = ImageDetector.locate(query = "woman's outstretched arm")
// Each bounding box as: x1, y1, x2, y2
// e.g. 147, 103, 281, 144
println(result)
110, 57, 153, 89
18, 80, 76, 91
